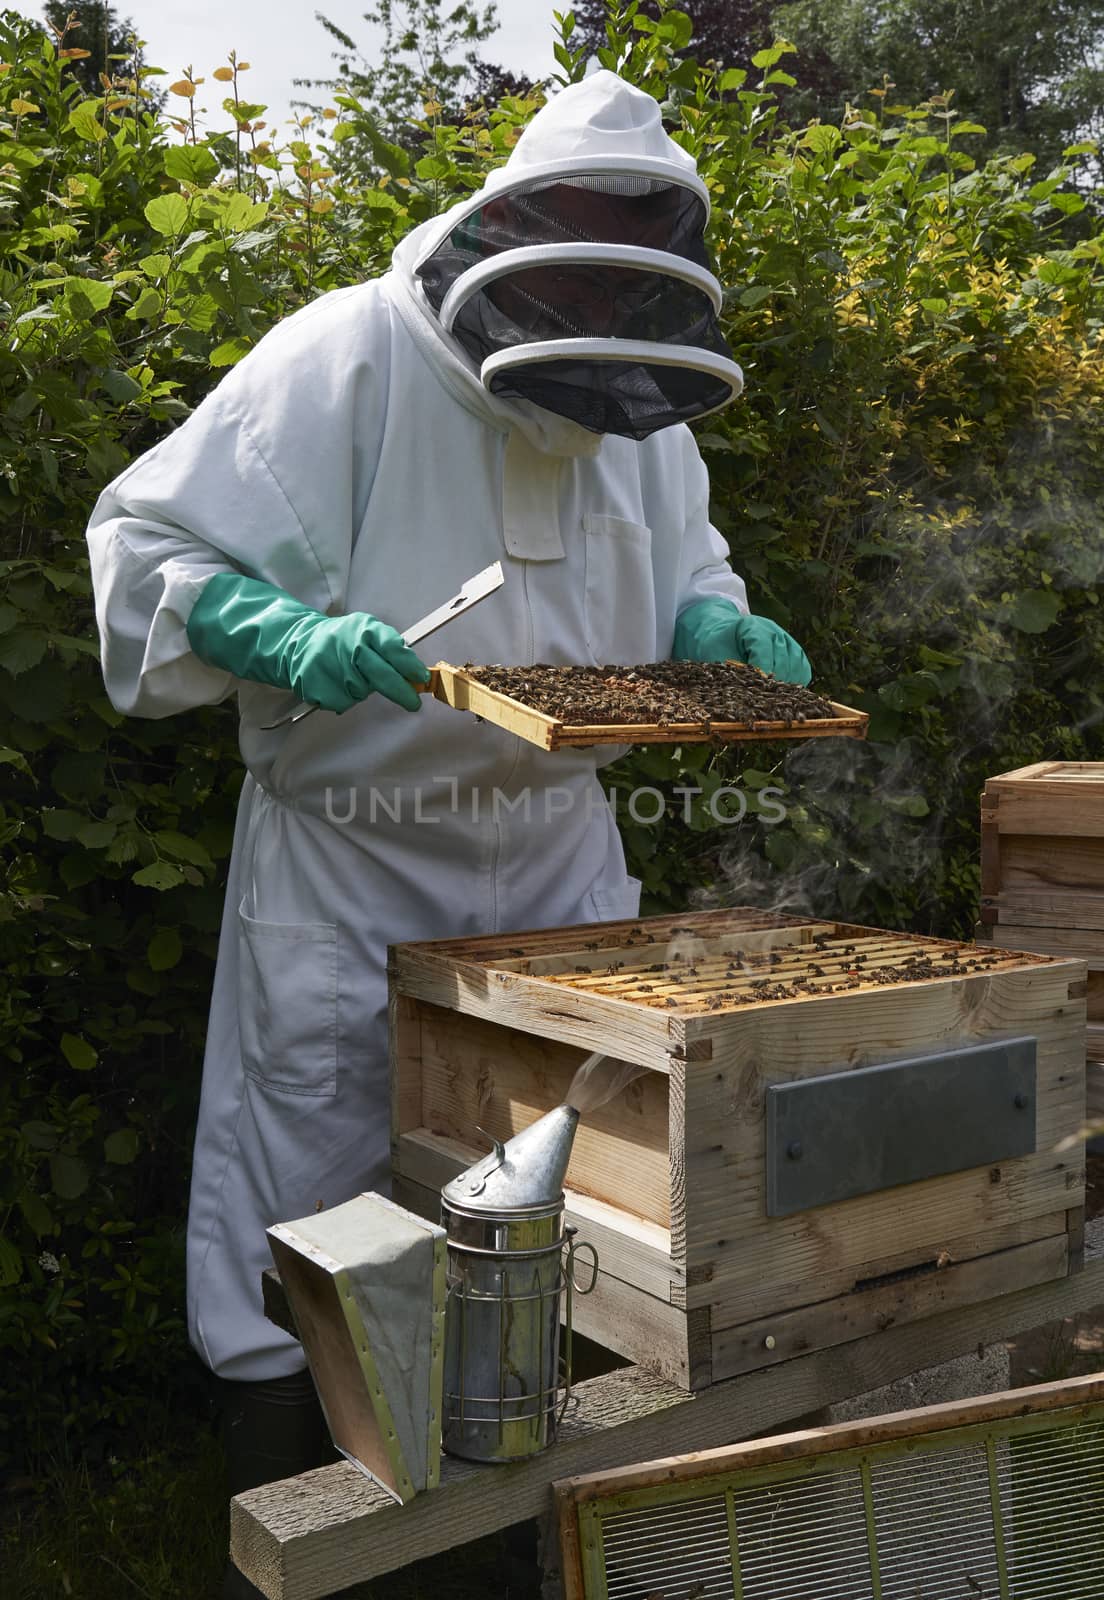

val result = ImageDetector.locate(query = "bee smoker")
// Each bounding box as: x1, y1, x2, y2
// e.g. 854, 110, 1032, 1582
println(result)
440, 1104, 598, 1463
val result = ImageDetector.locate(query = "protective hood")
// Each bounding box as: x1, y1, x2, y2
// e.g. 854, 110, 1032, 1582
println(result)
390, 71, 743, 444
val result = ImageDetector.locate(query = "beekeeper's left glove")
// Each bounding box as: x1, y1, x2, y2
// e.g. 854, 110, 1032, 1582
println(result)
673, 598, 812, 686
186, 572, 430, 713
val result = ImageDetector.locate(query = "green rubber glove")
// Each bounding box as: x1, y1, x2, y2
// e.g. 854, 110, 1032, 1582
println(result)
673, 597, 812, 686
186, 573, 430, 714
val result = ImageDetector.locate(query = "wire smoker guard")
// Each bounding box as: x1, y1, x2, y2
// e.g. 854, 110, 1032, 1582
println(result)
440, 1104, 598, 1463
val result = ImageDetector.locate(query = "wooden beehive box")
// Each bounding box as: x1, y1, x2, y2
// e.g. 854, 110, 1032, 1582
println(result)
389, 909, 1086, 1391
979, 760, 1104, 1132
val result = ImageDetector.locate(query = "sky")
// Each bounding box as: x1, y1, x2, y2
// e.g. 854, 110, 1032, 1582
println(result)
29, 1, 563, 134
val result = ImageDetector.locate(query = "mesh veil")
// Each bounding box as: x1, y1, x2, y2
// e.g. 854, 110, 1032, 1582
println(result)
416, 177, 741, 440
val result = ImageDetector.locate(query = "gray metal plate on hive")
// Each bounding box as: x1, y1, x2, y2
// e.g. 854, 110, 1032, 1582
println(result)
765, 1036, 1037, 1217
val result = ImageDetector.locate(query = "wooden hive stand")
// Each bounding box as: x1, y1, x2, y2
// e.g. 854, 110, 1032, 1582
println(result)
979, 760, 1104, 1140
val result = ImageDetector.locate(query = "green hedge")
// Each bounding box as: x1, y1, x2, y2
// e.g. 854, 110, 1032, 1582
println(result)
1, 0, 1102, 1464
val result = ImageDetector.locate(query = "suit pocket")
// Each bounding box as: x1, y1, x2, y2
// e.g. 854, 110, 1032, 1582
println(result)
238, 900, 338, 1096
583, 513, 657, 666
586, 875, 643, 924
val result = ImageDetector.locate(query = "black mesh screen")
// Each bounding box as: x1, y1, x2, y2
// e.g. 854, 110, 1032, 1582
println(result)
416, 176, 739, 439
486, 355, 734, 440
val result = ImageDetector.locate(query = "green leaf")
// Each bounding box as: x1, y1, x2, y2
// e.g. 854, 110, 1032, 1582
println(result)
17, 1189, 56, 1239
126, 285, 163, 321
222, 192, 267, 232
21, 1121, 59, 1151
0, 746, 32, 776
950, 122, 987, 136
63, 276, 113, 314
752, 40, 795, 69
163, 143, 219, 186
920, 297, 949, 314
139, 252, 171, 277
1009, 589, 1062, 633
801, 125, 841, 155
147, 927, 183, 971
49, 1154, 89, 1200
153, 830, 213, 868
145, 193, 189, 236
0, 629, 47, 675
132, 861, 186, 890
0, 1238, 22, 1288
101, 369, 144, 404
76, 820, 117, 849
885, 794, 931, 817
61, 1033, 98, 1072
877, 672, 942, 711
42, 809, 85, 842
104, 1128, 140, 1165
719, 68, 746, 92
209, 336, 252, 368
658, 8, 694, 47
68, 99, 107, 142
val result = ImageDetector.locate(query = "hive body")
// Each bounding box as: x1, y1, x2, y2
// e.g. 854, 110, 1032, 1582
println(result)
389, 909, 1086, 1390
980, 760, 1104, 1135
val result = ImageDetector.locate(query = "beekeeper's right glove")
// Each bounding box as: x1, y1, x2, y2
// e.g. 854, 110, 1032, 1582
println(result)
186, 573, 430, 713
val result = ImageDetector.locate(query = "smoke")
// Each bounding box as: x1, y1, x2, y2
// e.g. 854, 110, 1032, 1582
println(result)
695, 410, 1104, 933
566, 1052, 647, 1114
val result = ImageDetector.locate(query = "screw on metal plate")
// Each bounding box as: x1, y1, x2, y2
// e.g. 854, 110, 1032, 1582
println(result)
1014, 1092, 1029, 1109
764, 1335, 777, 1350
786, 1141, 803, 1161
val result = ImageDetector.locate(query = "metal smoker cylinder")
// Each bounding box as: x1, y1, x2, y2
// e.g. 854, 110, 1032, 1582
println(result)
440, 1104, 597, 1463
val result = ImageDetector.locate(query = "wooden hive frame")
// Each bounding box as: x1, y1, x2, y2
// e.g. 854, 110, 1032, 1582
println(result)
390, 908, 1087, 1391
554, 1373, 1104, 1600
425, 663, 869, 750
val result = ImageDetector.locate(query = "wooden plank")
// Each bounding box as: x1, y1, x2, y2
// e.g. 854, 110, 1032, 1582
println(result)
230, 1229, 1104, 1600
678, 966, 1087, 1322
1089, 972, 1104, 1022
983, 762, 1067, 786
986, 761, 1104, 788
983, 887, 1104, 930
388, 992, 424, 1148
979, 808, 1001, 912
991, 833, 1104, 896
556, 1369, 1104, 1505
391, 947, 687, 1073
555, 1482, 588, 1600
987, 924, 1104, 968
979, 786, 1104, 836
393, 1128, 681, 1300
403, 1000, 672, 1228
429, 664, 560, 749
689, 1208, 1072, 1315
546, 702, 869, 748
710, 1232, 1069, 1381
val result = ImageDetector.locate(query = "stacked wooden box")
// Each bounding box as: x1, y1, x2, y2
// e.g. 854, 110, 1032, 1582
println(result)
979, 761, 1104, 1144
390, 908, 1086, 1391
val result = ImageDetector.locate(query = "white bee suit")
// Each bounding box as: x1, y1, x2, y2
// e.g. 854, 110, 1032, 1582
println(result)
86, 72, 748, 1380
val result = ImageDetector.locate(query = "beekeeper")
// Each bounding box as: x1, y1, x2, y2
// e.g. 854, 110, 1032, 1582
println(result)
87, 71, 810, 1502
